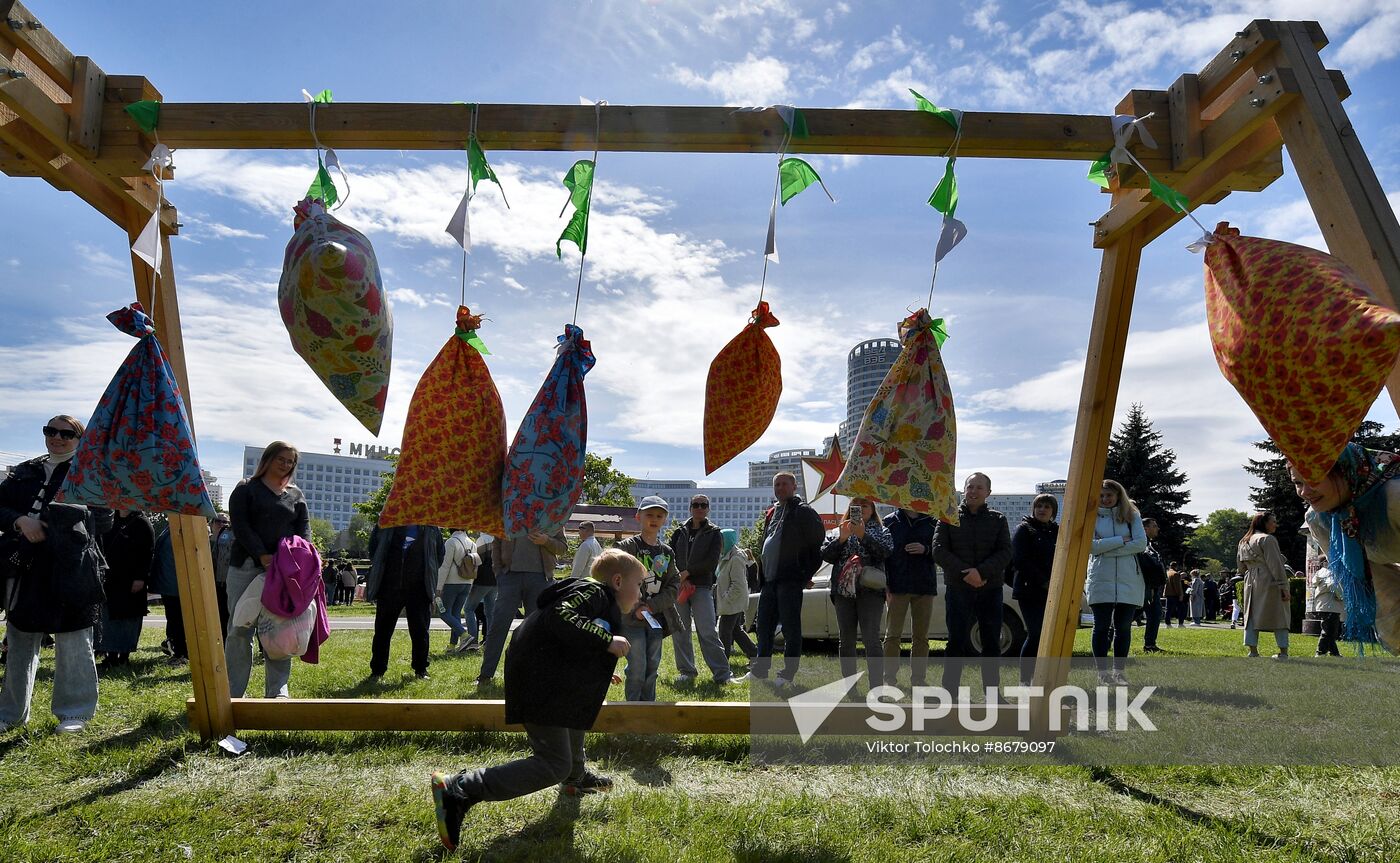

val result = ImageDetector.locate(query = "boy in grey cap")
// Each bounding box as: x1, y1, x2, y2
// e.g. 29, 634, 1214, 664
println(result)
615, 496, 681, 701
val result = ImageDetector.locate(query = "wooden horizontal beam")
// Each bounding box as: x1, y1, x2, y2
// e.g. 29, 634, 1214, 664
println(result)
211, 697, 1033, 736
0, 68, 172, 230
96, 101, 1173, 171
0, 0, 73, 92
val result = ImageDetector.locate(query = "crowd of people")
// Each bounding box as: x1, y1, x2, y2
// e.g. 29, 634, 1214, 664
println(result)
3, 420, 1398, 809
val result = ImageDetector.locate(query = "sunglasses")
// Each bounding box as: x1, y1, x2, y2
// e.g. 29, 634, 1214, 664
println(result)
42, 425, 79, 441
691, 502, 709, 509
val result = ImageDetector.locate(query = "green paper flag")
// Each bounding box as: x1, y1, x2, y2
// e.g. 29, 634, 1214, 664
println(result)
778, 157, 832, 205
1087, 152, 1112, 189
467, 137, 501, 189
307, 158, 339, 208
557, 159, 595, 258
124, 100, 161, 134
557, 207, 590, 258
928, 159, 958, 217
930, 317, 950, 349
562, 160, 595, 211
457, 327, 491, 355
785, 107, 809, 139
909, 88, 960, 131
312, 89, 333, 104
1149, 175, 1190, 214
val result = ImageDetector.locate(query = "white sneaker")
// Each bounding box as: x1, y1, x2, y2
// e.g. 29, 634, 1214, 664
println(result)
722, 676, 748, 686
56, 719, 86, 734
773, 676, 797, 692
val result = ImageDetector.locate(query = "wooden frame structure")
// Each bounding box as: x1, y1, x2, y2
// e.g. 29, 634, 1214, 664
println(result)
5, 7, 1399, 740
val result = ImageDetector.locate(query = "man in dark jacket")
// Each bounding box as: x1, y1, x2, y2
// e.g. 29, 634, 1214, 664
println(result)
669, 494, 736, 685
430, 550, 644, 851
883, 508, 938, 686
742, 472, 825, 688
367, 524, 445, 681
934, 472, 1011, 696
1138, 518, 1167, 652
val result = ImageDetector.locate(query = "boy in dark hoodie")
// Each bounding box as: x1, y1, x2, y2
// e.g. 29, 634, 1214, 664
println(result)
430, 548, 644, 851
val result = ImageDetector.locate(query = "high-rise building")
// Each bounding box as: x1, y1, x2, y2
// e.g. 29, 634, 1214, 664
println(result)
242, 445, 394, 531
838, 337, 900, 452
747, 448, 816, 496
201, 469, 224, 511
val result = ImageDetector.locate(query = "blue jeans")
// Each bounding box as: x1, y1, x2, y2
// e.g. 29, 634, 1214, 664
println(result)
225, 559, 292, 698
753, 580, 805, 681
942, 585, 1003, 693
621, 618, 666, 701
1091, 602, 1137, 674
671, 585, 733, 682
438, 582, 472, 645
465, 583, 498, 642
1141, 585, 1164, 649
0, 624, 98, 726
479, 571, 550, 682
1243, 628, 1289, 650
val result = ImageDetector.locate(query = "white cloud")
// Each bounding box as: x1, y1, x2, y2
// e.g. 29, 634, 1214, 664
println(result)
391, 287, 432, 308
670, 55, 794, 105
6, 258, 18, 267
501, 276, 527, 293
75, 243, 127, 280
203, 224, 267, 240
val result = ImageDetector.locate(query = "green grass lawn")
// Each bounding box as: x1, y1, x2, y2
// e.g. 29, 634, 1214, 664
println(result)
1, 620, 1397, 862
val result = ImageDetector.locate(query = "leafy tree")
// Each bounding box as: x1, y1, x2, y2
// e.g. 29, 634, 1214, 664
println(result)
354, 454, 398, 548
739, 512, 769, 564
308, 518, 337, 554
1185, 508, 1252, 569
1103, 403, 1197, 565
581, 453, 636, 507
1244, 420, 1398, 569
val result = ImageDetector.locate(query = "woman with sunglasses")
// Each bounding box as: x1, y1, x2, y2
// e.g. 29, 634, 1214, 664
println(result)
0, 415, 112, 733
225, 441, 311, 698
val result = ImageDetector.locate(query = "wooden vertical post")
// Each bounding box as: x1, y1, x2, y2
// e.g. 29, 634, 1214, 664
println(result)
1273, 21, 1400, 416
127, 223, 235, 741
1030, 225, 1147, 729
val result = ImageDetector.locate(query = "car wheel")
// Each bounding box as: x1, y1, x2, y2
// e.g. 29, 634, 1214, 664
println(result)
968, 606, 1028, 657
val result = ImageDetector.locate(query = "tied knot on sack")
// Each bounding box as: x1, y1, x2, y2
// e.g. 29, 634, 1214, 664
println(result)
749, 301, 781, 328
555, 324, 598, 372
108, 303, 156, 338
455, 306, 485, 334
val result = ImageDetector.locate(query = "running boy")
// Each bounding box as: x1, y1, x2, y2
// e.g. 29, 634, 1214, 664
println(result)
617, 496, 683, 701
430, 549, 644, 851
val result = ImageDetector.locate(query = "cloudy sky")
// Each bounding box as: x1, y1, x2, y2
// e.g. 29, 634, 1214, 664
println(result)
2, 0, 1398, 519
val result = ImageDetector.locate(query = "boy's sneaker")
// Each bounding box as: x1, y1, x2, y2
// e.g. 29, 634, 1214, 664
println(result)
456, 638, 479, 654
674, 675, 694, 687
431, 772, 477, 851
56, 719, 86, 734
560, 771, 614, 796
773, 676, 797, 693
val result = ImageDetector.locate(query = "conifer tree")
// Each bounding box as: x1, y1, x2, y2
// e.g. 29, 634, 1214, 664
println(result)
1104, 403, 1197, 566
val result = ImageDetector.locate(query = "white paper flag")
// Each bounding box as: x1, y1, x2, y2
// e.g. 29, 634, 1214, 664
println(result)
764, 198, 779, 263
446, 188, 473, 252
131, 210, 162, 271
934, 215, 968, 263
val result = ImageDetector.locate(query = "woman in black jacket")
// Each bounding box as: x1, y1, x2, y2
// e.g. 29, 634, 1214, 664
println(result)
0, 415, 111, 733
1010, 493, 1059, 683
95, 510, 154, 670
820, 498, 893, 686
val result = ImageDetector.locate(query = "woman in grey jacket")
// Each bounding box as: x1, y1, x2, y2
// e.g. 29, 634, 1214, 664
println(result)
1084, 480, 1147, 684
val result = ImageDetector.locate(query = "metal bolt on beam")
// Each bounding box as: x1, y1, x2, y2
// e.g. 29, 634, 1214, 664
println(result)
1250, 97, 1266, 107
1257, 74, 1274, 84
1231, 50, 1245, 61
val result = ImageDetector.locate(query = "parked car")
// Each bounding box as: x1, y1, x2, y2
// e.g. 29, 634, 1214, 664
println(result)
746, 561, 1028, 657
